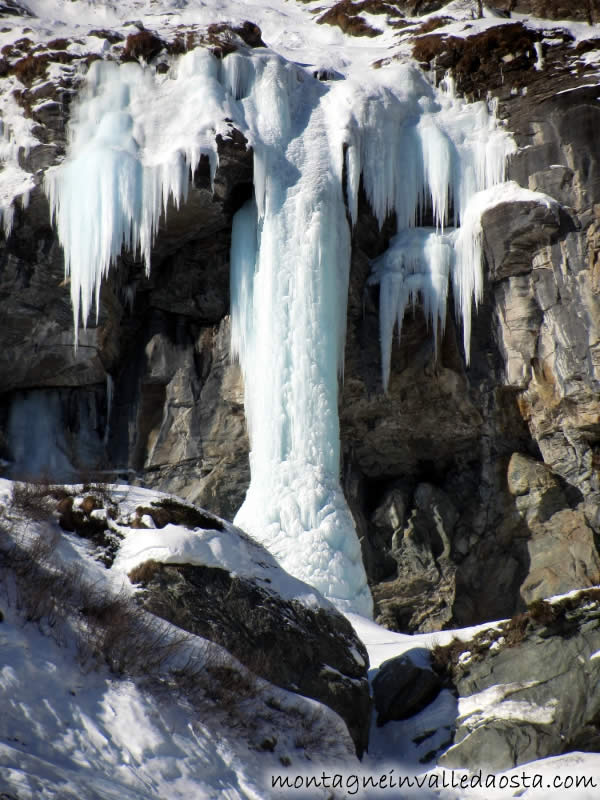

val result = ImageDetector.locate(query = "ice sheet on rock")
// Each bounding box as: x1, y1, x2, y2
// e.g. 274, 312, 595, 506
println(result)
6, 391, 75, 479
0, 101, 36, 238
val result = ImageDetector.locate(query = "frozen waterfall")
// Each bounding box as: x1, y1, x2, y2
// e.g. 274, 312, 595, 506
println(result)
46, 48, 514, 617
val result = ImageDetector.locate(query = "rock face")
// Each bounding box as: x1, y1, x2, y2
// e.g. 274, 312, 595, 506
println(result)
2, 8, 600, 635
435, 591, 600, 771
372, 650, 442, 726
338, 12, 600, 632
129, 559, 371, 756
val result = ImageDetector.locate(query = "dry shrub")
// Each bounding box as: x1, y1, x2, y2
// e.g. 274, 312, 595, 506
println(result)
77, 586, 189, 675
9, 480, 69, 521
47, 37, 70, 50
12, 52, 76, 86
557, 587, 600, 612
430, 638, 470, 679
122, 30, 164, 62
502, 612, 530, 647
128, 559, 161, 585
527, 598, 561, 625
416, 16, 452, 34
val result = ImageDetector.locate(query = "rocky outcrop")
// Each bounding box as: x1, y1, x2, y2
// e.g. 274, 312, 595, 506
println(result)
492, 0, 600, 23
507, 453, 600, 601
433, 590, 600, 771
129, 559, 371, 756
337, 10, 600, 633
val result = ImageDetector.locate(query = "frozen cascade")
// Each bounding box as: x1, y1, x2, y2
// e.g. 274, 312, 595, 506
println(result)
47, 48, 515, 616
229, 53, 372, 616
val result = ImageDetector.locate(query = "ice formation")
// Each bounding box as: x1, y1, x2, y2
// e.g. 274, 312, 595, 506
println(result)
0, 116, 34, 238
367, 75, 516, 388
45, 53, 232, 342
46, 46, 515, 616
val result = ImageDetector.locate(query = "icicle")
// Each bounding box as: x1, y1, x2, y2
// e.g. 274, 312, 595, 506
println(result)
368, 68, 515, 386
230, 198, 258, 372
370, 229, 454, 389
46, 52, 231, 345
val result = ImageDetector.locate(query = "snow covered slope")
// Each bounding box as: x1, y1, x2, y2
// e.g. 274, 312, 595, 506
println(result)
0, 478, 358, 799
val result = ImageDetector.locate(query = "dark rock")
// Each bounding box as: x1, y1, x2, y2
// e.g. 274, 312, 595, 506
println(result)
232, 21, 265, 48
439, 591, 600, 770
373, 483, 458, 632
0, 1, 33, 17
490, 0, 600, 24
372, 650, 442, 725
130, 561, 371, 756
482, 199, 574, 282
122, 30, 165, 63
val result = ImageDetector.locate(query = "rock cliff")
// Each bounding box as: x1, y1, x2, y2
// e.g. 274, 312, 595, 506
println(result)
1, 0, 600, 634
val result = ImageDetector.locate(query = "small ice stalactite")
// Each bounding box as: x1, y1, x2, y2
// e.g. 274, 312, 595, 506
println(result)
370, 229, 455, 389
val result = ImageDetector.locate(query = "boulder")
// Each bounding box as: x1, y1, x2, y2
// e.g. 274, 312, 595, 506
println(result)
372, 650, 442, 725
437, 591, 600, 771
129, 559, 371, 756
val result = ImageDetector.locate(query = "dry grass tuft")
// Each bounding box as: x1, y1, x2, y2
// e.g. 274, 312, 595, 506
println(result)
128, 559, 162, 585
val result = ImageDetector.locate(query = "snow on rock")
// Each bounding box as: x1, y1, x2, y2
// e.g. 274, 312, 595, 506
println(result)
457, 681, 559, 725
112, 510, 337, 613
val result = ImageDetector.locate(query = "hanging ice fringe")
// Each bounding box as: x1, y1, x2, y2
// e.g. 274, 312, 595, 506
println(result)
47, 50, 515, 616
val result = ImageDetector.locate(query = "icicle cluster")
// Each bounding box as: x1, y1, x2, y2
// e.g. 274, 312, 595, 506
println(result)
47, 48, 515, 617
45, 53, 231, 342
362, 74, 516, 387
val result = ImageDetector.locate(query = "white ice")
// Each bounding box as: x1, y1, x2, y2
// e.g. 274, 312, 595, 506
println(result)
45, 53, 233, 343
366, 74, 517, 388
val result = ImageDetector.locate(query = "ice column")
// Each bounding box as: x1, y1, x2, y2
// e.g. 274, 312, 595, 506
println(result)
230, 55, 373, 617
